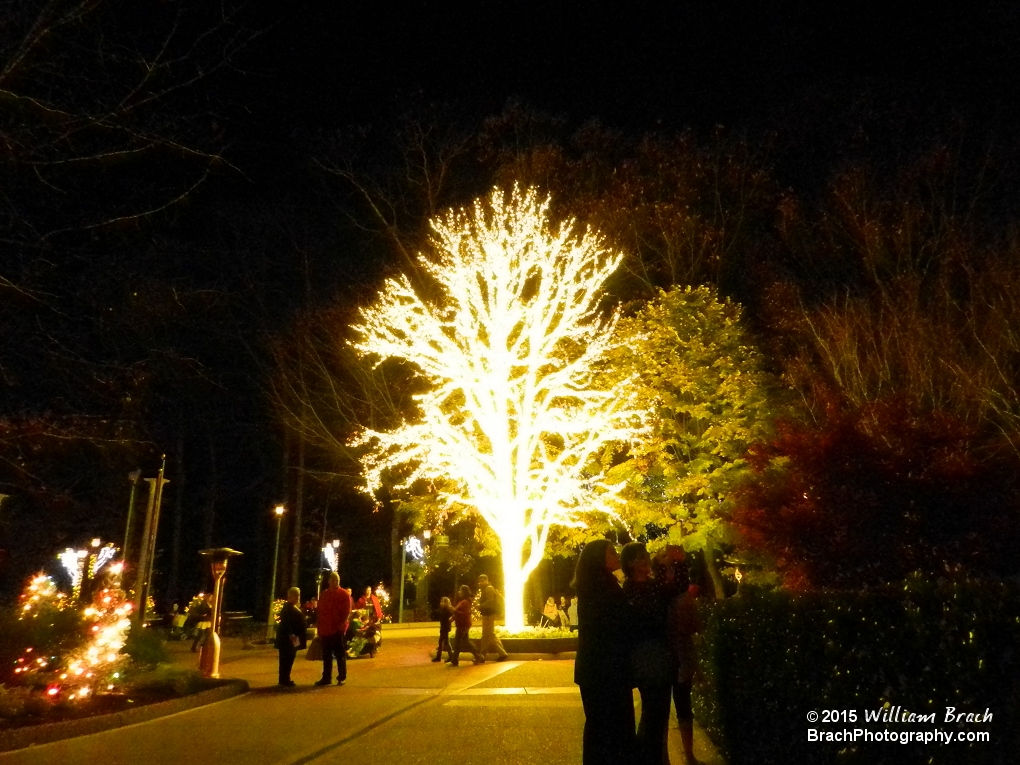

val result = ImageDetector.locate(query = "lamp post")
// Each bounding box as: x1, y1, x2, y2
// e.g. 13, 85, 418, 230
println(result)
198, 547, 243, 679
398, 535, 426, 623
266, 504, 286, 640
398, 539, 406, 624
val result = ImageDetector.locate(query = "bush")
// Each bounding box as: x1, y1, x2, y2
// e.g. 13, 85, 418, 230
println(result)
0, 604, 83, 686
122, 624, 170, 668
694, 578, 1020, 765
125, 665, 205, 697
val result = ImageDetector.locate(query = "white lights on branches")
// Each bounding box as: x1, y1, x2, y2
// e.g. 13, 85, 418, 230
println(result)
323, 542, 339, 572
404, 537, 425, 561
90, 544, 117, 577
351, 186, 644, 630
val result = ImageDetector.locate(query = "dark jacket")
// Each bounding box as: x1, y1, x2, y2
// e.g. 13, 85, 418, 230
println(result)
275, 602, 307, 651
438, 603, 455, 634
573, 574, 634, 688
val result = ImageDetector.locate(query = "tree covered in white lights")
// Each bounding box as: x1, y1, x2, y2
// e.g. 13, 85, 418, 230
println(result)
352, 186, 643, 630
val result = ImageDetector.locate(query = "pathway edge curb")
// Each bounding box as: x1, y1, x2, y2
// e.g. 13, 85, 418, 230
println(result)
0, 679, 250, 754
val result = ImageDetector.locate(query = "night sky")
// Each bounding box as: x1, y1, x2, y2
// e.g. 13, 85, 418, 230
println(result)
3, 0, 1019, 612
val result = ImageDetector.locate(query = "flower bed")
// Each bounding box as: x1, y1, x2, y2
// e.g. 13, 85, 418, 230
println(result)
467, 625, 577, 654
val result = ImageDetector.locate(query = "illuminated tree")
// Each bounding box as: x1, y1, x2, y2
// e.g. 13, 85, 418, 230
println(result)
351, 186, 642, 630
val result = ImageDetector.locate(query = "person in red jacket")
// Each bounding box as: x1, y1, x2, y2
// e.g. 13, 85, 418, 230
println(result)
448, 585, 484, 666
314, 572, 352, 686
356, 586, 384, 622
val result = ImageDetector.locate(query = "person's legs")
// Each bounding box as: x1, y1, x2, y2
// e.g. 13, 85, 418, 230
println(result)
580, 684, 636, 765
334, 633, 347, 682
278, 644, 296, 685
449, 630, 464, 665
636, 685, 673, 765
318, 633, 335, 684
673, 679, 698, 764
434, 631, 446, 661
482, 616, 508, 659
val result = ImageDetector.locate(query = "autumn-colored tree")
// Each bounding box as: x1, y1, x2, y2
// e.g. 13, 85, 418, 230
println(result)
733, 400, 1020, 589
597, 285, 775, 597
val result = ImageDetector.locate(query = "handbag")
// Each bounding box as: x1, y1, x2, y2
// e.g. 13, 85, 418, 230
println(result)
305, 635, 323, 661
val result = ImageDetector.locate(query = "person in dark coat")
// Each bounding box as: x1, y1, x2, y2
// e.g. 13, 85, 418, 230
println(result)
573, 539, 637, 765
434, 596, 455, 662
621, 542, 684, 765
275, 586, 307, 686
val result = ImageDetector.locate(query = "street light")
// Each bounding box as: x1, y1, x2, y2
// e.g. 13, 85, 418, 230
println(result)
266, 504, 286, 640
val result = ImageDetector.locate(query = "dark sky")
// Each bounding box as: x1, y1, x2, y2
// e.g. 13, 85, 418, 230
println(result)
242, 2, 1020, 134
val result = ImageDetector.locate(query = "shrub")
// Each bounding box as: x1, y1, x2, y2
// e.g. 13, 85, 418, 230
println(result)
0, 603, 83, 686
122, 624, 170, 668
694, 578, 1020, 765
125, 665, 205, 697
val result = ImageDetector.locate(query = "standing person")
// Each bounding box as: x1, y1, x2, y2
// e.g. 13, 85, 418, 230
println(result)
621, 542, 684, 765
573, 539, 636, 765
189, 594, 213, 653
448, 585, 484, 666
557, 596, 570, 628
433, 596, 455, 662
314, 572, 352, 686
567, 596, 579, 632
356, 586, 384, 622
476, 574, 509, 661
275, 587, 307, 687
669, 579, 703, 765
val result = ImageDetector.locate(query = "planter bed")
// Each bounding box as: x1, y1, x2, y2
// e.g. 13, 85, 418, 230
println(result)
499, 636, 578, 654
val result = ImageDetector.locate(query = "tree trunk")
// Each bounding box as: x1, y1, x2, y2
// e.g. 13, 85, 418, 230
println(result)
502, 555, 527, 632
390, 501, 400, 597
167, 430, 185, 607
704, 537, 727, 600
289, 435, 305, 588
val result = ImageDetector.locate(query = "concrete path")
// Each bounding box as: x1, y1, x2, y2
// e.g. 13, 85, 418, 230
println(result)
0, 634, 724, 765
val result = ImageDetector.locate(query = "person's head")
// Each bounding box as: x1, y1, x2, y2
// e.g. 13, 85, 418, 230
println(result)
571, 539, 619, 596
287, 586, 301, 605
440, 596, 451, 609
620, 542, 651, 582
328, 571, 340, 590
546, 596, 555, 606
559, 596, 567, 606
364, 586, 372, 598
476, 574, 489, 589
457, 585, 472, 602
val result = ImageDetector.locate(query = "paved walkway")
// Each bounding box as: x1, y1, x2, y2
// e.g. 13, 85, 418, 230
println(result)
0, 632, 724, 765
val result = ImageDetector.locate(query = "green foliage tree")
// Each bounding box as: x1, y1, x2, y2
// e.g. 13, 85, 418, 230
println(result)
598, 285, 775, 596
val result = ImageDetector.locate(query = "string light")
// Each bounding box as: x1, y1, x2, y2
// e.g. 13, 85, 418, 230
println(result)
351, 187, 645, 630
404, 537, 425, 561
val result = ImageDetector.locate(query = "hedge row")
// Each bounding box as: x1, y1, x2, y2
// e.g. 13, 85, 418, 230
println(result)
692, 578, 1020, 765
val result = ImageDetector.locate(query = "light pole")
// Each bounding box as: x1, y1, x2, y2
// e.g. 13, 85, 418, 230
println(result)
398, 535, 426, 623
266, 504, 286, 640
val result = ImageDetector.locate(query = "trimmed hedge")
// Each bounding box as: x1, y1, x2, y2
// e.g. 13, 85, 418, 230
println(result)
693, 578, 1020, 765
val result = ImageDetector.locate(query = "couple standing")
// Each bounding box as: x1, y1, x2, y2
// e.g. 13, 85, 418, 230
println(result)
275, 571, 351, 687
573, 539, 701, 765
